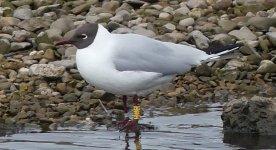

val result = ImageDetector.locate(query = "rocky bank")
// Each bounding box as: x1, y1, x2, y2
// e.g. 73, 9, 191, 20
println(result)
0, 0, 275, 134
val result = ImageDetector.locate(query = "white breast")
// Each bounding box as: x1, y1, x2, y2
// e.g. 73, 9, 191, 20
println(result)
76, 45, 174, 96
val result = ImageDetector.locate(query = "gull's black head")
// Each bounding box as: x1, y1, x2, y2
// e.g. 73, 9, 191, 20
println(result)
55, 23, 98, 49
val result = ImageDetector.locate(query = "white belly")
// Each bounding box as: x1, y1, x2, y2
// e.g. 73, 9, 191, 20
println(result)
76, 50, 174, 96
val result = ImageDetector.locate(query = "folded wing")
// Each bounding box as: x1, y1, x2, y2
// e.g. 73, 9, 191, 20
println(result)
111, 33, 209, 75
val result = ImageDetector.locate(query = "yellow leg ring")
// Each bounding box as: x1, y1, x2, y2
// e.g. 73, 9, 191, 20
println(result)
133, 105, 140, 120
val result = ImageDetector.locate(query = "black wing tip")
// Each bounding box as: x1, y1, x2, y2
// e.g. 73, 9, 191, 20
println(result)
203, 43, 244, 55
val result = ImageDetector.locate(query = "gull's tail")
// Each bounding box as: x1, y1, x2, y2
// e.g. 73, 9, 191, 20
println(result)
201, 43, 243, 63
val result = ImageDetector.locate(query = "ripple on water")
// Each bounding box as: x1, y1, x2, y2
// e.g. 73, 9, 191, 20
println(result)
0, 104, 275, 150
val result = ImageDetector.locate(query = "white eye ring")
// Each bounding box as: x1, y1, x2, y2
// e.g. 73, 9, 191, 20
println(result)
81, 34, 88, 39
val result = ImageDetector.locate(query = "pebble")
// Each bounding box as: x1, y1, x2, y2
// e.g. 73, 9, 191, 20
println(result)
50, 60, 76, 69
0, 17, 20, 27
12, 30, 31, 42
229, 27, 257, 41
10, 42, 32, 52
163, 23, 176, 32
266, 32, 276, 46
13, 8, 33, 20
30, 64, 65, 78
179, 18, 195, 26
133, 28, 156, 38
190, 30, 210, 49
159, 12, 172, 20
186, 0, 208, 8
50, 17, 75, 34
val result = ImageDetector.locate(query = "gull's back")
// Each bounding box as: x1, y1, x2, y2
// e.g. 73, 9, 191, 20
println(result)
110, 33, 209, 75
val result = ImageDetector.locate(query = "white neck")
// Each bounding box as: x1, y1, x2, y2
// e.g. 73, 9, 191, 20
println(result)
92, 24, 110, 47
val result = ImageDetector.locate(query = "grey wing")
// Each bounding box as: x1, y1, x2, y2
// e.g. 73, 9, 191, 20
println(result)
111, 34, 208, 75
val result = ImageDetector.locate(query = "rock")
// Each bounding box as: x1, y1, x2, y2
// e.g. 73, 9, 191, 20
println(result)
179, 18, 195, 26
9, 97, 23, 115
102, 1, 120, 12
228, 27, 257, 41
248, 17, 276, 31
160, 32, 187, 43
175, 5, 190, 15
18, 67, 30, 77
56, 83, 66, 94
0, 7, 12, 16
116, 3, 132, 13
71, 3, 91, 15
30, 64, 65, 78
223, 59, 246, 70
0, 34, 12, 41
190, 30, 210, 49
163, 23, 176, 32
145, 9, 160, 17
218, 20, 237, 32
0, 39, 11, 54
127, 17, 142, 27
0, 81, 12, 90
42, 49, 55, 60
12, 30, 31, 42
110, 10, 130, 23
45, 28, 62, 41
11, 0, 32, 7
247, 54, 262, 65
222, 96, 276, 135
65, 47, 77, 58
91, 90, 106, 99
266, 32, 276, 46
10, 42, 32, 52
107, 21, 122, 31
112, 27, 133, 34
257, 60, 276, 74
36, 32, 52, 44
133, 28, 156, 38
13, 8, 33, 20
34, 4, 61, 16
38, 43, 54, 51
212, 34, 235, 46
98, 12, 113, 19
0, 17, 20, 27
125, 0, 147, 9
18, 17, 51, 32
242, 0, 276, 13
194, 64, 212, 77
238, 45, 254, 55
50, 17, 75, 34
212, 0, 232, 10
63, 93, 78, 102
186, 0, 208, 8
50, 60, 76, 69
159, 12, 172, 20
86, 15, 100, 23
116, 10, 131, 21
221, 70, 240, 81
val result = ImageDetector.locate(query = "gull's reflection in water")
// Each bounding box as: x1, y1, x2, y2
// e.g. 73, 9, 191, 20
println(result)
124, 131, 142, 150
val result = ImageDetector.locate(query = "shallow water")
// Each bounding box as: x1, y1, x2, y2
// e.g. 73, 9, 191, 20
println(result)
0, 104, 275, 150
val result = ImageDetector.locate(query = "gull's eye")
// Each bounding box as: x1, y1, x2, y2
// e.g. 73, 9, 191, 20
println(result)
81, 34, 88, 39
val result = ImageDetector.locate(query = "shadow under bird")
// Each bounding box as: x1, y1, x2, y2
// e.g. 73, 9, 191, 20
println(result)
55, 23, 242, 133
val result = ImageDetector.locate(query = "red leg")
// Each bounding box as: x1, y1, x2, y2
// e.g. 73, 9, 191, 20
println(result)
118, 95, 140, 133
123, 95, 129, 113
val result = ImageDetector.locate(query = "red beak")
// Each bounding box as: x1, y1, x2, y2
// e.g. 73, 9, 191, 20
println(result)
55, 40, 74, 46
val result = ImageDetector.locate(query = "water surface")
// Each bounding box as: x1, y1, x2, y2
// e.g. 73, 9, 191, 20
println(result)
0, 104, 275, 150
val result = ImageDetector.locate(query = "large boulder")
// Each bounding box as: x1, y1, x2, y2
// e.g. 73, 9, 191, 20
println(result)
222, 96, 276, 135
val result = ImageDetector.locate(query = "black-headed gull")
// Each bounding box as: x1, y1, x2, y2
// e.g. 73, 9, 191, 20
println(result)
56, 23, 241, 132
